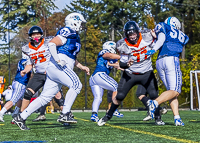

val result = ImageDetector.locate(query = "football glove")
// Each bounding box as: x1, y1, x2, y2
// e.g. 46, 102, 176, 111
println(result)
146, 49, 155, 56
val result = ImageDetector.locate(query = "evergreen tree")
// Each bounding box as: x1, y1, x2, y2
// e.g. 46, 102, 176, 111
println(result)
0, 0, 57, 42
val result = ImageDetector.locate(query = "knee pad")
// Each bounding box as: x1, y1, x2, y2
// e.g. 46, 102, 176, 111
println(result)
116, 92, 125, 101
23, 89, 34, 100
149, 91, 158, 100
107, 91, 113, 103
54, 95, 64, 107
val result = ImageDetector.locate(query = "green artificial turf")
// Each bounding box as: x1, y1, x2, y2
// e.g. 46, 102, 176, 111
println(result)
0, 110, 200, 143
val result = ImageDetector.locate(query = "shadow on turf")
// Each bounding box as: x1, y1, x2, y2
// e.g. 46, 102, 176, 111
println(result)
26, 123, 77, 129
109, 120, 171, 126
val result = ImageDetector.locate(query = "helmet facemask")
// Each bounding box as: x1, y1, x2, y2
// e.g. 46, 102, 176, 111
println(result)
125, 30, 140, 44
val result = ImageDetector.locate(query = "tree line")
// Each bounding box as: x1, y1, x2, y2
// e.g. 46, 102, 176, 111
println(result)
0, 0, 200, 109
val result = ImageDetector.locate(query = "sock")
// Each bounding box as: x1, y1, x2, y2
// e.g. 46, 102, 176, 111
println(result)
92, 112, 97, 115
20, 97, 43, 120
0, 107, 7, 115
153, 100, 159, 108
141, 96, 149, 108
62, 88, 77, 114
174, 115, 180, 120
107, 102, 119, 118
40, 104, 47, 115
13, 106, 20, 114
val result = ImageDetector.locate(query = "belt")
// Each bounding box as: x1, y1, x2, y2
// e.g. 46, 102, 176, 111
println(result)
157, 55, 168, 60
132, 72, 144, 75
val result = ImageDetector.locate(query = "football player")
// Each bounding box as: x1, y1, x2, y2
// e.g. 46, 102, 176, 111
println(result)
146, 17, 189, 126
0, 54, 31, 122
89, 41, 123, 122
98, 21, 164, 126
18, 26, 52, 113
13, 12, 90, 130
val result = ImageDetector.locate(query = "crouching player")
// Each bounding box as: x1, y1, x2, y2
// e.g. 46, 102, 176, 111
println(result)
90, 41, 123, 122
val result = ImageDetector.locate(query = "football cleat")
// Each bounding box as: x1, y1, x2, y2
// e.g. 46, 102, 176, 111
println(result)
143, 112, 152, 121
147, 100, 156, 119
0, 112, 5, 122
12, 108, 20, 118
113, 109, 124, 118
155, 119, 165, 125
69, 111, 74, 118
97, 115, 111, 126
160, 107, 168, 115
57, 112, 77, 124
12, 114, 30, 130
57, 112, 64, 122
175, 118, 185, 126
91, 114, 99, 122
32, 115, 46, 122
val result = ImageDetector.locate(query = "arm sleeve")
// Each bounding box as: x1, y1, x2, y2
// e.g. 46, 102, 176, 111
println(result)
57, 35, 67, 45
153, 32, 166, 51
48, 42, 60, 62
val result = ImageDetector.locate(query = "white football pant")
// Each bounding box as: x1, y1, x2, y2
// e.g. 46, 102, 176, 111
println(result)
156, 56, 182, 93
89, 72, 118, 113
20, 59, 82, 120
10, 81, 26, 105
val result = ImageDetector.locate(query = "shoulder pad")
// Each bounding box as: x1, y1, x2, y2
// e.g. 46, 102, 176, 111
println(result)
21, 44, 29, 53
116, 39, 129, 54
45, 36, 54, 42
141, 29, 153, 43
58, 27, 76, 38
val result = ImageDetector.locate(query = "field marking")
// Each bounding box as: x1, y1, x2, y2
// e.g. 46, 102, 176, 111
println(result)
76, 117, 198, 143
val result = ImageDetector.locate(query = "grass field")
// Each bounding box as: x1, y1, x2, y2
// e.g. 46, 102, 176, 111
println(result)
0, 110, 200, 143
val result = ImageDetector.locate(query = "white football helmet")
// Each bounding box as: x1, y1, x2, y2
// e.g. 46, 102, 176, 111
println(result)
103, 41, 116, 54
164, 17, 181, 30
65, 12, 86, 32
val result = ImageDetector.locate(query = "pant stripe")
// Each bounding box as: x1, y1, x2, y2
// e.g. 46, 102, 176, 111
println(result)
98, 73, 117, 91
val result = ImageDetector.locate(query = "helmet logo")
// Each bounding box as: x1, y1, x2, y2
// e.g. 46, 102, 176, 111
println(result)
33, 30, 39, 33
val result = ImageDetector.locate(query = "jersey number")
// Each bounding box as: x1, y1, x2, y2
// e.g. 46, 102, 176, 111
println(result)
170, 27, 185, 43
73, 43, 81, 55
31, 54, 46, 64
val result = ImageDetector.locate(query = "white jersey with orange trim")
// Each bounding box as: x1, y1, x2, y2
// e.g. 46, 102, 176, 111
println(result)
22, 37, 52, 74
117, 31, 154, 74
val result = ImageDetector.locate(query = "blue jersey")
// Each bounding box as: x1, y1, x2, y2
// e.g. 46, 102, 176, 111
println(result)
14, 59, 31, 86
92, 50, 118, 76
56, 27, 81, 60
155, 22, 189, 58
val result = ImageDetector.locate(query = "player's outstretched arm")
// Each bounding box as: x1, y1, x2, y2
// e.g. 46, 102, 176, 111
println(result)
146, 32, 166, 56
48, 36, 63, 63
108, 61, 124, 71
102, 53, 120, 60
75, 60, 90, 75
21, 64, 33, 77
